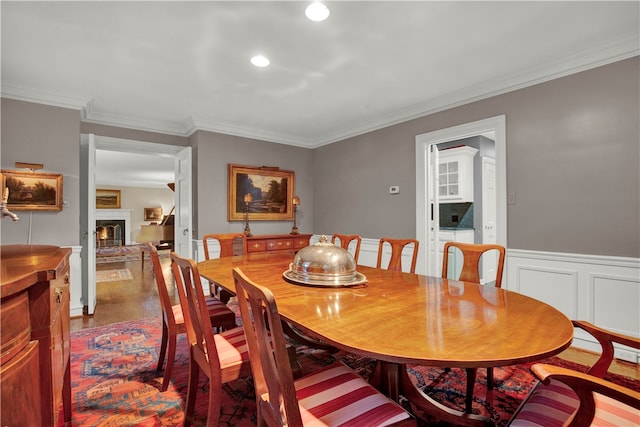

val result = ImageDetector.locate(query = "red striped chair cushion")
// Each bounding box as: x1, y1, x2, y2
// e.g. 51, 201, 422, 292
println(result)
171, 296, 235, 326
214, 326, 250, 366
263, 362, 412, 426
510, 379, 640, 426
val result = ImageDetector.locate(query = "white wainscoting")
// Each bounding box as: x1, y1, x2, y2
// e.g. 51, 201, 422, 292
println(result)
65, 245, 84, 318
507, 249, 640, 363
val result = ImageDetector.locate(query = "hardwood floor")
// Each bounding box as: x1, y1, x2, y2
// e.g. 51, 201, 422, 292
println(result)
71, 257, 639, 381
70, 256, 178, 331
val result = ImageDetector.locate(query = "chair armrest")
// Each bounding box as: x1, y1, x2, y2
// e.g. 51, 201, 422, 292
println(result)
531, 363, 640, 427
572, 320, 640, 378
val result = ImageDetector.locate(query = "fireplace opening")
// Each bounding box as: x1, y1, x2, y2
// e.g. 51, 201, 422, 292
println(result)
96, 219, 125, 247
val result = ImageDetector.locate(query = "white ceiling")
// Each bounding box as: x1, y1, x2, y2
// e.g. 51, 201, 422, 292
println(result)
2, 1, 639, 186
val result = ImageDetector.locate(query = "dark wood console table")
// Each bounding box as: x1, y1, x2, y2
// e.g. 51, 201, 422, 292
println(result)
1, 245, 72, 426
246, 233, 312, 253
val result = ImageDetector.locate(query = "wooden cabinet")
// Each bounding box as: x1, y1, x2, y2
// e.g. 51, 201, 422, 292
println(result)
246, 234, 312, 253
1, 245, 71, 427
438, 146, 478, 202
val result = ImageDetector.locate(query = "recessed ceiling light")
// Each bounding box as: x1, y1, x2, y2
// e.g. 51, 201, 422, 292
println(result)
305, 2, 330, 22
250, 55, 270, 67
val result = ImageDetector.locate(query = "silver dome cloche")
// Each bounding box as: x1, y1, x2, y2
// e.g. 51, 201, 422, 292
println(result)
283, 235, 367, 287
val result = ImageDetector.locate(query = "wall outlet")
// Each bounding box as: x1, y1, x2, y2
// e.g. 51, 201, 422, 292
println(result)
389, 186, 400, 194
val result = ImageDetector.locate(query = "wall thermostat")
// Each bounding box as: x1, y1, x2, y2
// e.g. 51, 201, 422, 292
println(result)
389, 186, 400, 194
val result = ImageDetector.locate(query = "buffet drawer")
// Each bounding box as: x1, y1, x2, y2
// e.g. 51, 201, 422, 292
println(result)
266, 239, 295, 251
246, 234, 312, 253
247, 240, 267, 253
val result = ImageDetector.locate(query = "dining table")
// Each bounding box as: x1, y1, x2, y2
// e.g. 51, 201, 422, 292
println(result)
197, 251, 574, 427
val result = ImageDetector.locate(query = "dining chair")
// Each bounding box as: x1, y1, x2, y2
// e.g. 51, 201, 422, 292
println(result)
330, 233, 362, 263
146, 243, 237, 392
510, 320, 640, 426
171, 252, 253, 426
202, 233, 247, 303
441, 241, 506, 412
232, 267, 416, 427
376, 237, 419, 273
202, 232, 247, 259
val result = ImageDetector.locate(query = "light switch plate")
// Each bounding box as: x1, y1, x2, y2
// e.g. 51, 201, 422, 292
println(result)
389, 186, 400, 194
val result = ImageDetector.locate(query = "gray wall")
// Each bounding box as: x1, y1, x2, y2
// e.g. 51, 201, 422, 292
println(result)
1, 57, 638, 258
191, 130, 314, 238
314, 57, 639, 257
1, 99, 81, 246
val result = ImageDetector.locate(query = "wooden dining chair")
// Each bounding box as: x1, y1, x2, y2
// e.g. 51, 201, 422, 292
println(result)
232, 267, 416, 427
146, 243, 237, 392
510, 320, 640, 426
441, 241, 506, 412
376, 237, 419, 273
171, 252, 253, 426
202, 232, 247, 259
331, 233, 362, 263
202, 233, 247, 303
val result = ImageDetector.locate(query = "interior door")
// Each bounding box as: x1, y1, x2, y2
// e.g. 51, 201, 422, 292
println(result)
415, 115, 507, 278
79, 134, 96, 315
481, 157, 498, 282
173, 146, 192, 258
426, 144, 440, 277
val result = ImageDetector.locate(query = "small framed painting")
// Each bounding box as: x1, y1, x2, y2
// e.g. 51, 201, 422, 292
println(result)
227, 164, 295, 221
1, 169, 63, 211
96, 189, 121, 209
144, 207, 163, 221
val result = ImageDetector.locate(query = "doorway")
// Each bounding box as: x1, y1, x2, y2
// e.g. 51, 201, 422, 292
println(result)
415, 116, 507, 276
80, 134, 192, 315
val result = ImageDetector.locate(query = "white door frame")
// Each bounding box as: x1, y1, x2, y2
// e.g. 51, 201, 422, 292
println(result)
415, 115, 507, 276
80, 134, 191, 314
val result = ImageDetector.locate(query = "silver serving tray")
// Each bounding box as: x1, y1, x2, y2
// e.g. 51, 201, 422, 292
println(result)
283, 269, 367, 288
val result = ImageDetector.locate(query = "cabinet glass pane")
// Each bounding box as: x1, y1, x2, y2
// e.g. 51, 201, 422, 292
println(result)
450, 174, 458, 184
449, 184, 459, 195
439, 186, 447, 196
448, 162, 458, 173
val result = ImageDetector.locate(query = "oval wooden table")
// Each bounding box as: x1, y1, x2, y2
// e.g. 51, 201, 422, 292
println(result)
198, 252, 574, 426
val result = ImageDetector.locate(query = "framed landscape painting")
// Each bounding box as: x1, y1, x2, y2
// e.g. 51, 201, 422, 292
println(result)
1, 170, 63, 211
96, 189, 121, 209
227, 164, 295, 221
144, 207, 163, 221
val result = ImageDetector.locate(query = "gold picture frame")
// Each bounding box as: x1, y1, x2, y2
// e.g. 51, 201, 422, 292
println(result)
96, 189, 121, 209
228, 164, 294, 221
144, 207, 163, 221
1, 169, 63, 211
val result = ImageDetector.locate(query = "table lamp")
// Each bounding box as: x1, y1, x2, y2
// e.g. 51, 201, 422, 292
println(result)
290, 195, 300, 235
243, 193, 253, 236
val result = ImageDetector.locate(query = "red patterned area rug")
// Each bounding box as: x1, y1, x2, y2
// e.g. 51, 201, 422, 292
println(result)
59, 317, 640, 427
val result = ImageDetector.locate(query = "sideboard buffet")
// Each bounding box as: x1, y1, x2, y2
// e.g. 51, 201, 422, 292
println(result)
0, 245, 72, 426
246, 233, 312, 253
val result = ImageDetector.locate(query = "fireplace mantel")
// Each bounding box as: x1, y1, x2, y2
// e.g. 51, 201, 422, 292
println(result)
95, 209, 133, 245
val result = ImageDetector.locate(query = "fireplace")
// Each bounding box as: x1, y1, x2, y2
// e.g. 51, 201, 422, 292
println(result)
96, 220, 125, 247
95, 209, 133, 246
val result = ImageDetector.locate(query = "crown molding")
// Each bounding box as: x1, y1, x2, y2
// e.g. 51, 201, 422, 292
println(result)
187, 117, 311, 148
81, 100, 191, 137
308, 34, 640, 148
3, 34, 637, 149
1, 83, 89, 110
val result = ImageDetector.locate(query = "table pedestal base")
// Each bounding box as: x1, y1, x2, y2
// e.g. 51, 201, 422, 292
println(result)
371, 361, 493, 427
